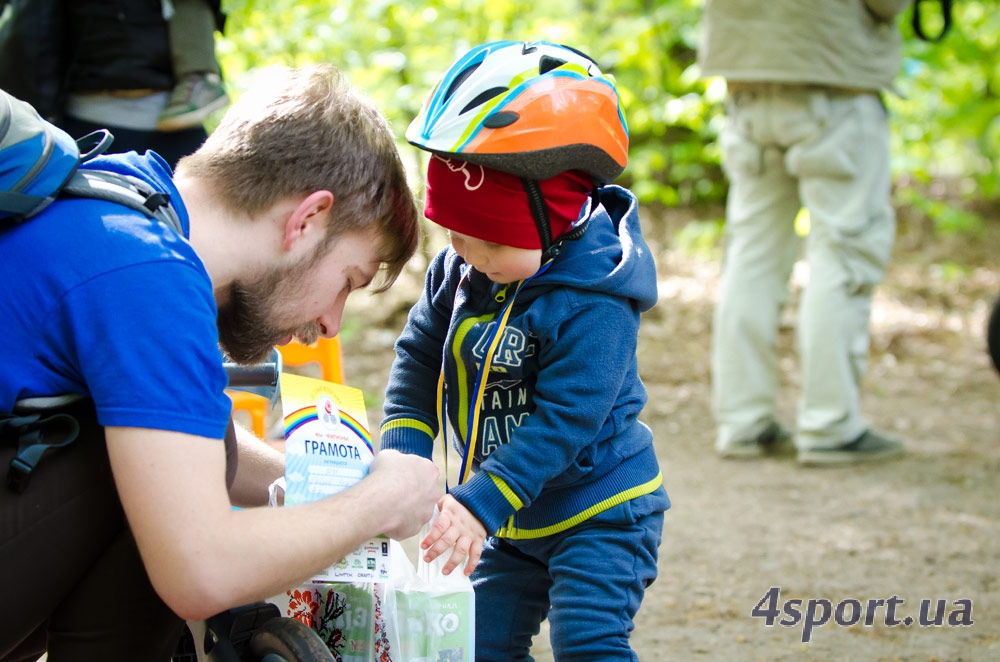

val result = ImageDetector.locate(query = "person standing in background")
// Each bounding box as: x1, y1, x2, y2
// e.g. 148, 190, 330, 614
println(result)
0, 0, 228, 169
156, 0, 229, 131
699, 0, 911, 466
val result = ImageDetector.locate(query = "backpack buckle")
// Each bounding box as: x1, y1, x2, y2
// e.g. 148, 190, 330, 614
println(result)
7, 455, 35, 494
2, 412, 81, 494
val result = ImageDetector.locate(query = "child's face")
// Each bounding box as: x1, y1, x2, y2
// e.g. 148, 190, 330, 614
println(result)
449, 231, 542, 284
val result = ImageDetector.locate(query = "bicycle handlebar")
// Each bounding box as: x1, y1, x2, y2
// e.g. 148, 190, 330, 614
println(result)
222, 348, 283, 405
223, 362, 280, 388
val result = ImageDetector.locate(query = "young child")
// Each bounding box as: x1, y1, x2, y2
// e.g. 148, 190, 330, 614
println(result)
379, 40, 670, 660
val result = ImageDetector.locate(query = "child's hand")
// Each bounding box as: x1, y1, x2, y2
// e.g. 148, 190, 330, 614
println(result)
420, 494, 487, 576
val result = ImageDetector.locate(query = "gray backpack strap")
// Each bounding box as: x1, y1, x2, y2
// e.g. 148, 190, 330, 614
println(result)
3, 394, 88, 494
0, 185, 47, 219
61, 169, 182, 234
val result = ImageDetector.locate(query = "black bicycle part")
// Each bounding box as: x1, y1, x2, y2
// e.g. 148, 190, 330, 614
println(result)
223, 361, 280, 389
988, 291, 1000, 376
248, 615, 336, 662
171, 601, 318, 662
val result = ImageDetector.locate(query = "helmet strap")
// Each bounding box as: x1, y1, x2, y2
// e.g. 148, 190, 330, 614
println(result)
523, 180, 600, 261
521, 178, 552, 253
559, 186, 599, 244
547, 187, 596, 256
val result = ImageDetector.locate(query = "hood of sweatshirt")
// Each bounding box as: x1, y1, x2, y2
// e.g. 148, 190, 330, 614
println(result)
530, 184, 658, 313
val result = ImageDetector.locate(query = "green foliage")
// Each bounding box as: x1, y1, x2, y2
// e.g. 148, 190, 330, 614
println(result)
929, 259, 972, 284
897, 188, 986, 237
671, 218, 725, 258
890, 2, 1000, 201
217, 0, 998, 221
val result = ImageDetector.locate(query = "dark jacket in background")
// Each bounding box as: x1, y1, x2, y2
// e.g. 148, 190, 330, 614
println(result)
0, 0, 223, 121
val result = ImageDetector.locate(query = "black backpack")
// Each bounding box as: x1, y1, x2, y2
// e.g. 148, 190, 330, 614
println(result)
0, 86, 181, 493
0, 87, 180, 231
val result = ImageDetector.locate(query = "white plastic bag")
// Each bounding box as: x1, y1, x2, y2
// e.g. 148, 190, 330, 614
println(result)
381, 534, 476, 662
268, 516, 474, 661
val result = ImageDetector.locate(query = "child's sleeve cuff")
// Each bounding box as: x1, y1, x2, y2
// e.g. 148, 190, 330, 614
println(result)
451, 472, 520, 535
378, 417, 435, 459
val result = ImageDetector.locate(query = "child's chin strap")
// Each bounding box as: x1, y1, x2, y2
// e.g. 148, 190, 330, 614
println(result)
521, 178, 598, 261
436, 259, 554, 491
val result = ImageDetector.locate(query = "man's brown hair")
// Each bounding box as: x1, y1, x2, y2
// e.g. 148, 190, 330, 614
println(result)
176, 64, 418, 291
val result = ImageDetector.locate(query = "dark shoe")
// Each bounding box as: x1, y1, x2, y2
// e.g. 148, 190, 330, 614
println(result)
798, 430, 904, 467
157, 73, 229, 131
718, 421, 793, 459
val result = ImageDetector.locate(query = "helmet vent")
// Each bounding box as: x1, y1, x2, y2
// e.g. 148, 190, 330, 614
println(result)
444, 62, 482, 102
538, 55, 568, 75
482, 111, 519, 128
459, 87, 509, 115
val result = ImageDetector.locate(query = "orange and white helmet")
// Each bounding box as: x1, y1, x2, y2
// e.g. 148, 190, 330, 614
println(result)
406, 40, 628, 184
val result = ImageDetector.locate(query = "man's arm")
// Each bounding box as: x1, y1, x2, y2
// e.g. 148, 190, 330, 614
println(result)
227, 422, 284, 507
105, 426, 441, 621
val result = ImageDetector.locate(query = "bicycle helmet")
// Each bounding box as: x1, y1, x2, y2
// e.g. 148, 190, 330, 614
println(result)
406, 40, 628, 184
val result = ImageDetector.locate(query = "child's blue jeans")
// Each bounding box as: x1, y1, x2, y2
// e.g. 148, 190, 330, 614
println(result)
472, 487, 667, 661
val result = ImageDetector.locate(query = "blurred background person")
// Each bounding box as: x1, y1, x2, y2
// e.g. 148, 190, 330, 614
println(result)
699, 0, 911, 466
0, 0, 227, 168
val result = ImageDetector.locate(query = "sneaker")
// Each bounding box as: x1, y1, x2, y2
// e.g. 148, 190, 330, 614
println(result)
797, 430, 903, 467
717, 421, 793, 459
157, 73, 229, 131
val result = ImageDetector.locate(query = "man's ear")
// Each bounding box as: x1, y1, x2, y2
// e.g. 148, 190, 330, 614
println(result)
282, 190, 334, 252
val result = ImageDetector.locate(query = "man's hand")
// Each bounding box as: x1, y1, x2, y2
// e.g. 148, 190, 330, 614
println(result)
420, 494, 487, 576
367, 449, 442, 540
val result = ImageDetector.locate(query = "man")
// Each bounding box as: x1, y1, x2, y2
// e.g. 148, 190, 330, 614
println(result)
700, 0, 910, 465
0, 64, 441, 660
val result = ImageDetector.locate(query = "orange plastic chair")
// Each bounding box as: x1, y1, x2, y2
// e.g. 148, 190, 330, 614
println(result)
228, 390, 270, 437
278, 336, 345, 385
228, 337, 344, 439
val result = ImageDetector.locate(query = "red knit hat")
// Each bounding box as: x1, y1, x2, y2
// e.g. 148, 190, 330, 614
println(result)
424, 155, 592, 250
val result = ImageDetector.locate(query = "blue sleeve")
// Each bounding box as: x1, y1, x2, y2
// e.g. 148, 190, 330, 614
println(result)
379, 248, 458, 458
51, 259, 231, 439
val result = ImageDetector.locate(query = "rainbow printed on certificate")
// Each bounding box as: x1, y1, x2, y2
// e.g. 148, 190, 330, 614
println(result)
280, 372, 374, 506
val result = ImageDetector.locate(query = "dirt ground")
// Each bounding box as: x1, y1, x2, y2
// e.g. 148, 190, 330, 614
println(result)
338, 205, 1000, 662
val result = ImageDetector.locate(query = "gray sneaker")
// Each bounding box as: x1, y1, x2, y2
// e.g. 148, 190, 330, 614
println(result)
718, 421, 793, 459
157, 73, 229, 131
797, 430, 904, 467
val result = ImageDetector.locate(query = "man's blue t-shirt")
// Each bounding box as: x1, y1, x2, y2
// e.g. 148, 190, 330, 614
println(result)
0, 151, 231, 439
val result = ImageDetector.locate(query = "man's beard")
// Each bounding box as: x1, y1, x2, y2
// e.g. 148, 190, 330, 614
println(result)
217, 255, 322, 365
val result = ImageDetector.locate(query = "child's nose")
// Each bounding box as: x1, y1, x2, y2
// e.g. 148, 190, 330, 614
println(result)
465, 244, 487, 268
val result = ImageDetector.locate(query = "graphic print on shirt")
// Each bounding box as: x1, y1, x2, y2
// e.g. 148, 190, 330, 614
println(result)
460, 318, 538, 459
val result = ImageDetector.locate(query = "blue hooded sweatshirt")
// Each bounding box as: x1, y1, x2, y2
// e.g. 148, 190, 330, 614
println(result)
379, 185, 669, 539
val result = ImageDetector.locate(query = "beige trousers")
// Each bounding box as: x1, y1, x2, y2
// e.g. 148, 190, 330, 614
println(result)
712, 83, 896, 451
